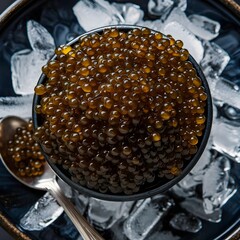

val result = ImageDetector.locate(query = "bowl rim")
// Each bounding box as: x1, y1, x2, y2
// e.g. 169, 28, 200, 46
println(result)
32, 24, 213, 201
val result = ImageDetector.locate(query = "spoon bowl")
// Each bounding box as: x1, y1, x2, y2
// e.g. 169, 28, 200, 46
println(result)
0, 116, 104, 240
0, 116, 55, 190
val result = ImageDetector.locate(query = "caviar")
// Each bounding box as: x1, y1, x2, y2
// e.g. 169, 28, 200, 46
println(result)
34, 27, 207, 195
7, 120, 45, 177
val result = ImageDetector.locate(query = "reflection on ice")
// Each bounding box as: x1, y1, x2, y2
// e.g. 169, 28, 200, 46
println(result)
20, 192, 63, 231
11, 20, 55, 95
200, 42, 230, 77
124, 195, 174, 240
148, 0, 175, 19
137, 19, 162, 32
170, 212, 202, 233
188, 14, 221, 40
223, 105, 240, 121
202, 156, 231, 214
148, 0, 187, 18
27, 20, 55, 54
74, 193, 89, 215
211, 77, 240, 109
11, 50, 49, 95
180, 197, 222, 223
88, 198, 133, 230
73, 0, 124, 31
0, 95, 33, 119
113, 3, 144, 25
212, 117, 240, 163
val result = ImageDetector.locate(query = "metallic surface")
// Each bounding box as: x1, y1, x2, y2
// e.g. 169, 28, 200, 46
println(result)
0, 117, 104, 240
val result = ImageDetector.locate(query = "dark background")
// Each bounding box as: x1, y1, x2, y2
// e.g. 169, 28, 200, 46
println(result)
0, 2, 17, 240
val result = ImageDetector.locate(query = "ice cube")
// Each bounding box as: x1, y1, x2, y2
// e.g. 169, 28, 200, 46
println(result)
222, 105, 240, 121
11, 49, 49, 95
0, 95, 33, 119
57, 179, 73, 198
148, 230, 180, 240
171, 182, 196, 198
212, 77, 240, 109
113, 3, 144, 25
190, 138, 213, 181
20, 192, 63, 231
163, 7, 220, 41
188, 14, 220, 40
202, 155, 231, 214
73, 193, 89, 215
171, 146, 212, 197
73, 0, 124, 32
169, 212, 202, 233
203, 177, 237, 215
176, 0, 187, 11
178, 174, 199, 190
148, 0, 187, 18
137, 19, 163, 32
148, 0, 174, 18
200, 42, 230, 77
180, 197, 222, 223
87, 198, 133, 230
212, 117, 240, 163
27, 20, 55, 54
203, 157, 236, 214
162, 21, 204, 63
124, 195, 174, 240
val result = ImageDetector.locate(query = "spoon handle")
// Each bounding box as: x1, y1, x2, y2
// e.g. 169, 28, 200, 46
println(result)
45, 179, 104, 240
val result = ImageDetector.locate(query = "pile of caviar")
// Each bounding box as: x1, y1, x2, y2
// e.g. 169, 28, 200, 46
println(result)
7, 120, 45, 177
34, 27, 207, 195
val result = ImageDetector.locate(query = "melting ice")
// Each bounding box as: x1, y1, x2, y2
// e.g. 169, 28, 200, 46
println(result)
20, 192, 63, 231
11, 20, 55, 95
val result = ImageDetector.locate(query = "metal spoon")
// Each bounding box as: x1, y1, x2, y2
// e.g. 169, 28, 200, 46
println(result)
0, 116, 104, 240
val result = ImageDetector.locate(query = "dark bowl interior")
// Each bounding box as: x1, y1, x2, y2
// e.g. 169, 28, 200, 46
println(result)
32, 25, 213, 201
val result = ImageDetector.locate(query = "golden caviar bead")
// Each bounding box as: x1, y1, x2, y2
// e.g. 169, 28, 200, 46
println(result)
103, 97, 113, 109
152, 133, 161, 142
196, 115, 206, 124
35, 84, 47, 95
158, 68, 166, 76
199, 92, 207, 101
180, 49, 189, 61
79, 67, 90, 76
175, 40, 183, 48
189, 136, 198, 145
82, 83, 92, 92
170, 166, 180, 175
154, 32, 162, 40
82, 57, 91, 67
109, 29, 119, 38
98, 64, 108, 73
62, 45, 72, 55
141, 84, 150, 93
193, 77, 202, 87
161, 111, 171, 120
122, 146, 132, 155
